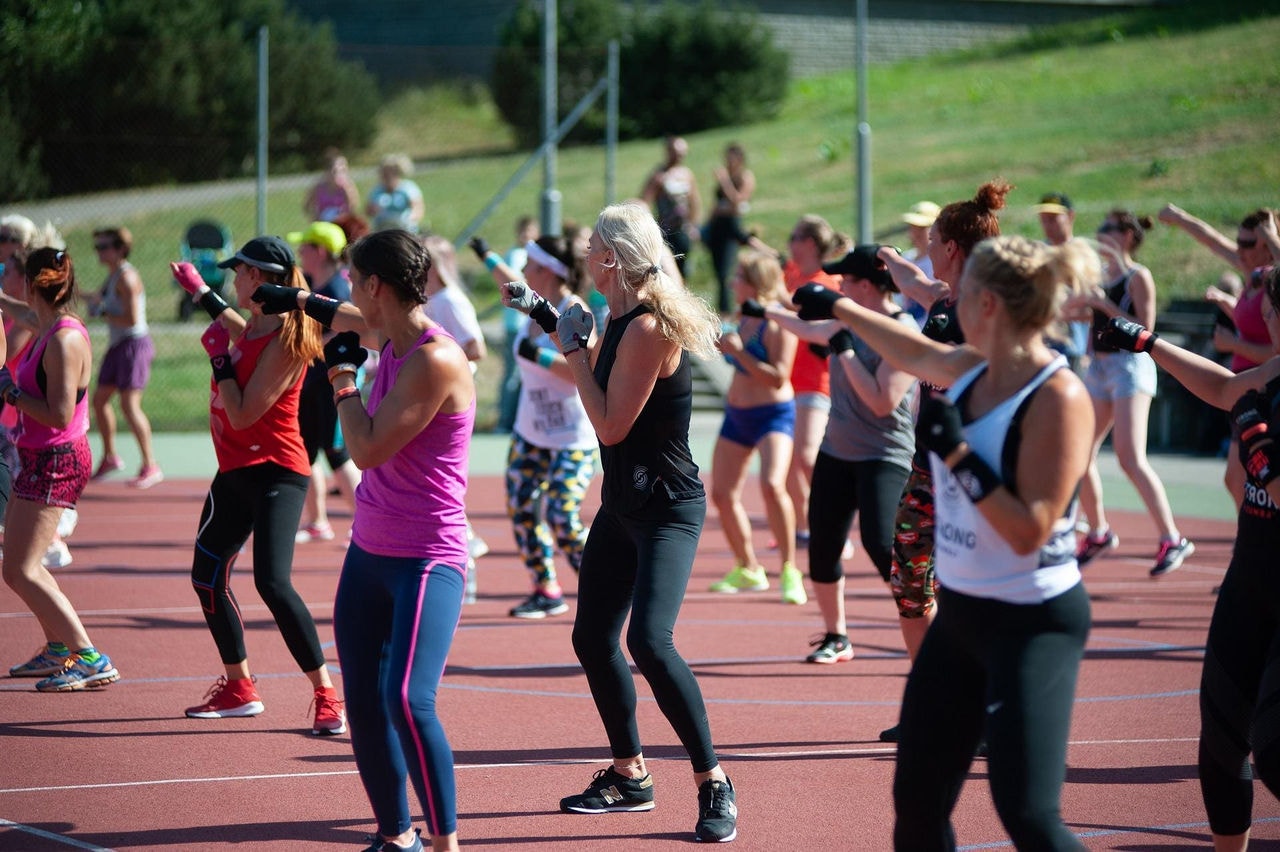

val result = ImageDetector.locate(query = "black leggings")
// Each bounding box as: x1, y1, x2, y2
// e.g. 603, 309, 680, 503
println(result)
571, 496, 719, 773
190, 463, 326, 671
1198, 542, 1280, 836
893, 583, 1091, 851
807, 452, 909, 583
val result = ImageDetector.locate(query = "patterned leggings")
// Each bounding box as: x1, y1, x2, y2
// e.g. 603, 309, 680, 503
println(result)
505, 435, 596, 587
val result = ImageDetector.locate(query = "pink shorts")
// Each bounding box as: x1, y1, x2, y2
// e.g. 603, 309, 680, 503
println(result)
14, 437, 92, 508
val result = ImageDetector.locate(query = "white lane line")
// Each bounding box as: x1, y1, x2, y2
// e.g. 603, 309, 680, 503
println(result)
0, 817, 115, 851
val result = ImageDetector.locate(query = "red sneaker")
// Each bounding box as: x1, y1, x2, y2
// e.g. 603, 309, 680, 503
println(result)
185, 676, 265, 719
312, 685, 347, 735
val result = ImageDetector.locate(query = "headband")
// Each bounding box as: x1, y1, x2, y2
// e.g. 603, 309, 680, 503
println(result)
525, 240, 569, 280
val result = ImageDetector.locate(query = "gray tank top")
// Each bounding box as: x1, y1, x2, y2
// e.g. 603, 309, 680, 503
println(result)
101, 261, 148, 346
819, 312, 917, 469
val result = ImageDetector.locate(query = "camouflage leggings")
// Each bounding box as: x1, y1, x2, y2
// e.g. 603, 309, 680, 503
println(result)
890, 458, 937, 619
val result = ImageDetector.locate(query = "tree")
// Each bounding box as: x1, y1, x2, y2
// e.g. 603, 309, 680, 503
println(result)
0, 0, 379, 201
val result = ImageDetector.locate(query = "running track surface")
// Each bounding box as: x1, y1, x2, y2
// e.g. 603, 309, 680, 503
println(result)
1, 473, 1277, 851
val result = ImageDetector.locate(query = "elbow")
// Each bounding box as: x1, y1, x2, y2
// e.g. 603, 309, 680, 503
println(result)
1006, 525, 1052, 557
596, 426, 627, 446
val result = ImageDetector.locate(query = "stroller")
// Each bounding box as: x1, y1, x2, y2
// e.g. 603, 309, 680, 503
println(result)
177, 220, 233, 321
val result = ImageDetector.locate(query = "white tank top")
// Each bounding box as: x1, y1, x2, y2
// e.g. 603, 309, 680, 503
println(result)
513, 295, 598, 451
930, 355, 1080, 604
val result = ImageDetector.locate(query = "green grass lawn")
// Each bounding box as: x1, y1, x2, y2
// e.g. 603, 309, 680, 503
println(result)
54, 2, 1280, 430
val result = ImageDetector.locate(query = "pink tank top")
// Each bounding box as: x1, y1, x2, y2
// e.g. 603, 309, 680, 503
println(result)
351, 327, 474, 563
1231, 270, 1272, 372
15, 316, 91, 449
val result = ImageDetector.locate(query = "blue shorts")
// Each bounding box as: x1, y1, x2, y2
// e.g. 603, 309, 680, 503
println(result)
719, 400, 796, 448
1084, 351, 1157, 400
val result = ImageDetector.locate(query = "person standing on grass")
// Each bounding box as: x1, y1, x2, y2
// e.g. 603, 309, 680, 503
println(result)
706, 248, 803, 605
641, 136, 701, 279
251, 228, 473, 852
702, 142, 757, 315
766, 246, 918, 664
1090, 265, 1280, 852
2, 248, 121, 692
85, 226, 163, 489
170, 237, 344, 736
502, 201, 738, 843
472, 232, 598, 620
798, 234, 1098, 850
1070, 210, 1193, 576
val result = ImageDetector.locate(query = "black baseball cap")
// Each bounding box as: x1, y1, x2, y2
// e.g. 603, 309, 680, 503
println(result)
821, 244, 894, 290
218, 235, 295, 274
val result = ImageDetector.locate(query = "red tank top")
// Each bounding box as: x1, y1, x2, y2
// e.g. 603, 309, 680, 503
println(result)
784, 261, 841, 397
209, 327, 310, 475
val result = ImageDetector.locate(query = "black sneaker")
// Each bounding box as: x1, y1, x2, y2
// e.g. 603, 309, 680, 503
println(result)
804, 633, 853, 664
1150, 537, 1195, 577
878, 724, 899, 743
694, 777, 738, 843
1075, 529, 1118, 567
560, 767, 655, 813
509, 591, 569, 619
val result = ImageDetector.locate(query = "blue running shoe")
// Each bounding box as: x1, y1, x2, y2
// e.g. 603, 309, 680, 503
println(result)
9, 645, 72, 677
35, 653, 120, 692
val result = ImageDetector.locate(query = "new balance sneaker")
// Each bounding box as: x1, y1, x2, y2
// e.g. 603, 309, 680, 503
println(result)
694, 777, 738, 843
779, 563, 807, 606
128, 464, 164, 490
91, 454, 125, 481
509, 590, 569, 619
362, 829, 423, 852
9, 644, 72, 677
42, 539, 73, 569
805, 633, 854, 664
1075, 528, 1119, 567
295, 522, 335, 543
560, 766, 656, 813
1150, 537, 1195, 577
185, 676, 265, 718
35, 652, 120, 692
709, 565, 768, 593
312, 685, 347, 735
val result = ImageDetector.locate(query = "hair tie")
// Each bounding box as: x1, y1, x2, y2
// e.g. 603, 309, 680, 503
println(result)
648, 264, 660, 277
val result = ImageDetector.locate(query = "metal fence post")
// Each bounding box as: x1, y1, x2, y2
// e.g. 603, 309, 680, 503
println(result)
256, 25, 269, 236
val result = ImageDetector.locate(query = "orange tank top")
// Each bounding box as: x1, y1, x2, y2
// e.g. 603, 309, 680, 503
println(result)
209, 327, 310, 476
784, 262, 842, 397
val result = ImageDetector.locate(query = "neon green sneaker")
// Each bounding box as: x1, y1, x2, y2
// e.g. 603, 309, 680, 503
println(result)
780, 562, 808, 605
709, 565, 769, 593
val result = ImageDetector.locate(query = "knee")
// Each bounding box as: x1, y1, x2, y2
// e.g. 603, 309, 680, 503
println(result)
572, 624, 614, 669
758, 477, 788, 507
625, 629, 670, 675
992, 800, 1064, 851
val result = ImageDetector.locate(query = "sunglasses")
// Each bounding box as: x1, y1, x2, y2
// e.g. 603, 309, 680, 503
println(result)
1237, 238, 1258, 249
1097, 223, 1124, 234
0, 233, 19, 244
94, 242, 116, 251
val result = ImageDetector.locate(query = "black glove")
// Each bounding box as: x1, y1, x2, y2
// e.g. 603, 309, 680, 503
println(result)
807, 343, 831, 359
792, 282, 844, 321
323, 331, 367, 372
916, 395, 1000, 502
740, 299, 765, 319
252, 284, 304, 315
517, 337, 542, 362
828, 329, 855, 355
1231, 389, 1278, 485
468, 236, 490, 262
1097, 316, 1158, 353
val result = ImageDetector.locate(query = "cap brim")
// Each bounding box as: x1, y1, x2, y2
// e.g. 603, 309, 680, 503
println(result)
1034, 204, 1071, 215
902, 214, 935, 227
285, 231, 305, 244
217, 251, 286, 274
820, 262, 846, 276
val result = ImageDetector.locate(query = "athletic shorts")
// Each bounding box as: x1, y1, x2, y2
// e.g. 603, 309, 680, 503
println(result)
14, 437, 92, 508
1084, 350, 1157, 400
794, 391, 831, 414
97, 335, 156, 391
719, 400, 796, 448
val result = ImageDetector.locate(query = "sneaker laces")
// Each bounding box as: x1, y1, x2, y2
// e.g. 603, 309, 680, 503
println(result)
310, 687, 345, 719
700, 780, 733, 816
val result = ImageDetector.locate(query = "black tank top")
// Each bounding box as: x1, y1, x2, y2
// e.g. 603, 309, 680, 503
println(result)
593, 304, 704, 512
1090, 268, 1137, 354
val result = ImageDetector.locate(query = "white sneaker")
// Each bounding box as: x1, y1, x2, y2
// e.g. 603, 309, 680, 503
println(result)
43, 539, 73, 569
56, 507, 79, 539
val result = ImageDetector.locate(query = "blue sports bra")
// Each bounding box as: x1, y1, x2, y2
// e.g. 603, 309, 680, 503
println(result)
725, 319, 769, 374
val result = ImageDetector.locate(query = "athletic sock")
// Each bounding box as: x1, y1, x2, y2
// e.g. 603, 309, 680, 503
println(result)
76, 647, 102, 664
48, 642, 70, 655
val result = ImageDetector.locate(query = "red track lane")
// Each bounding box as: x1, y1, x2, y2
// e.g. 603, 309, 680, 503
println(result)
1, 475, 1278, 850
